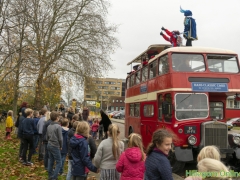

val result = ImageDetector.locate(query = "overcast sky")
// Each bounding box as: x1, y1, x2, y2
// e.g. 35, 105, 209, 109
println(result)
105, 0, 240, 79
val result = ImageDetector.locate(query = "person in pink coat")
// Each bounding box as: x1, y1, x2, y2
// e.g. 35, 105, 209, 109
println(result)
116, 133, 145, 180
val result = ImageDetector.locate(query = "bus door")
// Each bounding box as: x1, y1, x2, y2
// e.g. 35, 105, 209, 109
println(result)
157, 93, 173, 130
140, 101, 157, 148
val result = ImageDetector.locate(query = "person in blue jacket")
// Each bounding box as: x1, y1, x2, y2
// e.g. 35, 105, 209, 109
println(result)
70, 121, 98, 180
145, 129, 174, 180
180, 6, 197, 46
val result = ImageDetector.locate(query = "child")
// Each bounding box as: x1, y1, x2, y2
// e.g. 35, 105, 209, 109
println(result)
116, 133, 145, 180
94, 124, 124, 180
91, 119, 99, 139
197, 158, 232, 180
46, 111, 62, 180
59, 118, 69, 175
185, 146, 221, 180
33, 110, 40, 154
70, 121, 98, 179
5, 110, 13, 140
21, 108, 36, 166
145, 129, 174, 180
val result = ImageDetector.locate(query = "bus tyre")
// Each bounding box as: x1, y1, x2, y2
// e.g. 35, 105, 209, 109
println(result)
168, 150, 186, 173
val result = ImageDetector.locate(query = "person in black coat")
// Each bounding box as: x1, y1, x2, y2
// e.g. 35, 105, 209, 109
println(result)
99, 110, 112, 139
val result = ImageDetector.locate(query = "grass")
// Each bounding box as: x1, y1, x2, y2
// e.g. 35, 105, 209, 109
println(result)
0, 123, 99, 180
233, 127, 240, 130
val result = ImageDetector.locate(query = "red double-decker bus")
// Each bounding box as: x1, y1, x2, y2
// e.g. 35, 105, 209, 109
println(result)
125, 44, 240, 172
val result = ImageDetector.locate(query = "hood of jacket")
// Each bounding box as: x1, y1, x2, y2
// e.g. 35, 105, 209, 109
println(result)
125, 147, 143, 163
62, 128, 69, 135
69, 134, 85, 148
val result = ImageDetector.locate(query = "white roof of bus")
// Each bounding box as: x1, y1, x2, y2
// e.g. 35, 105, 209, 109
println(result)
127, 44, 237, 65
127, 44, 170, 65
148, 46, 237, 64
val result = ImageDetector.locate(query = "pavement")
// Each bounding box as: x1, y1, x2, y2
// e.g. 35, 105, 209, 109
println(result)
110, 118, 184, 180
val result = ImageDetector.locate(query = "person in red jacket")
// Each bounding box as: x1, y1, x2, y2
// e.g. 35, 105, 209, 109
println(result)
160, 27, 182, 47
91, 119, 99, 139
116, 133, 145, 180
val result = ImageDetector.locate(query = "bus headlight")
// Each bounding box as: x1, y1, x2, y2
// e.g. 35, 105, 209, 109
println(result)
233, 135, 240, 145
188, 135, 197, 145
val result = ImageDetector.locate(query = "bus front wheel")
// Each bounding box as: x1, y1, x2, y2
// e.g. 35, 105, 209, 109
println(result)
168, 150, 186, 173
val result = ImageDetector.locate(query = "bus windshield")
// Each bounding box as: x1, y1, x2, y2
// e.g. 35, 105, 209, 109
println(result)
175, 93, 208, 120
172, 53, 205, 72
207, 55, 239, 73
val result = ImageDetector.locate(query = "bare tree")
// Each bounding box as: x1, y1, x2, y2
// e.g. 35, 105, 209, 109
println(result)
19, 0, 119, 109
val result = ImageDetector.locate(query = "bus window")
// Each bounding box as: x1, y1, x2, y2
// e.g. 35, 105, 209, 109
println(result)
207, 55, 239, 73
130, 74, 135, 87
130, 104, 134, 116
158, 95, 163, 121
141, 66, 148, 82
175, 93, 208, 120
172, 53, 205, 72
134, 103, 140, 117
159, 55, 169, 75
210, 102, 223, 120
164, 94, 172, 122
135, 71, 141, 84
149, 61, 157, 79
144, 105, 154, 117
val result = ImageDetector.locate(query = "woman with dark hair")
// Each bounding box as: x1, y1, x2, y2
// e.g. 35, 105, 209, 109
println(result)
99, 110, 112, 139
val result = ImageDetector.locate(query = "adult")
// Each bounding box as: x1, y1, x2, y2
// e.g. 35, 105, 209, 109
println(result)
59, 103, 65, 113
99, 110, 112, 139
67, 106, 74, 121
180, 6, 197, 46
160, 27, 182, 47
82, 107, 89, 121
44, 102, 50, 111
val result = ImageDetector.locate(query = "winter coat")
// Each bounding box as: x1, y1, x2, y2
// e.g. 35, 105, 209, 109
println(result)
67, 128, 76, 160
22, 118, 36, 135
116, 147, 145, 180
145, 148, 173, 180
99, 113, 112, 132
61, 127, 69, 154
82, 109, 89, 120
91, 123, 99, 132
70, 134, 97, 176
17, 115, 25, 138
6, 116, 13, 128
67, 112, 74, 121
42, 119, 52, 143
33, 117, 40, 134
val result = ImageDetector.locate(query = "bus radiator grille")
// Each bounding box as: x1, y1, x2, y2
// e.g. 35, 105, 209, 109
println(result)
204, 123, 228, 149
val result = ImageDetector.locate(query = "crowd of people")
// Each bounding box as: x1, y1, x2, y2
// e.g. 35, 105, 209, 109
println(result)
4, 102, 234, 180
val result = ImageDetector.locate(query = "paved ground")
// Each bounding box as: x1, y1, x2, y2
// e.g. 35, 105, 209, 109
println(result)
88, 119, 184, 180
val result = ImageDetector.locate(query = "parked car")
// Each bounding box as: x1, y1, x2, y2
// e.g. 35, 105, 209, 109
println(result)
232, 118, 240, 127
109, 111, 119, 118
113, 111, 125, 119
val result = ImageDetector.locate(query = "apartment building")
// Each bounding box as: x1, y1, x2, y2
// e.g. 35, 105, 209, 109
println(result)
84, 77, 125, 110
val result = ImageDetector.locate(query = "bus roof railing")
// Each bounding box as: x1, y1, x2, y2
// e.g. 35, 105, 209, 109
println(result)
148, 46, 236, 64
127, 44, 237, 66
127, 44, 170, 65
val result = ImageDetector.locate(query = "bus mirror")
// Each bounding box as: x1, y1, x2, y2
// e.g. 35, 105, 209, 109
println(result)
162, 102, 172, 115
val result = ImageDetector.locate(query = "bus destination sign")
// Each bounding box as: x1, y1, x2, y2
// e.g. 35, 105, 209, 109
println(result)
140, 84, 147, 93
191, 82, 228, 92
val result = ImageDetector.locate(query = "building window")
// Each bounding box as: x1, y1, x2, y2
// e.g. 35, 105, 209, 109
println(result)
143, 104, 154, 117
116, 107, 118, 111
120, 100, 122, 103
113, 100, 115, 103
117, 82, 121, 85
86, 95, 91, 98
116, 100, 118, 102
